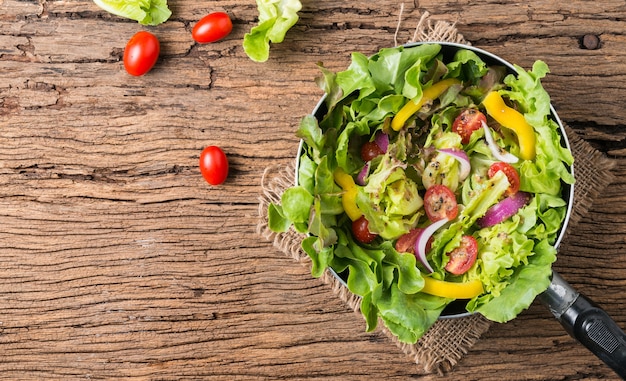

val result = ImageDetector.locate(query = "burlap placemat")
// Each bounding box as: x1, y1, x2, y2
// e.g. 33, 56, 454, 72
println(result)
256, 11, 616, 375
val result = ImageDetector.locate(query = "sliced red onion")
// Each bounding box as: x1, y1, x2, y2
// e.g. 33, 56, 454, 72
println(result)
481, 121, 519, 164
414, 217, 449, 273
374, 132, 389, 153
437, 148, 471, 181
356, 162, 370, 185
477, 191, 531, 228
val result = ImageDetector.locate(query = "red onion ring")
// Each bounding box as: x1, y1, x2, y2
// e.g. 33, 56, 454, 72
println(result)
356, 162, 370, 186
477, 191, 531, 228
374, 132, 389, 153
414, 218, 449, 273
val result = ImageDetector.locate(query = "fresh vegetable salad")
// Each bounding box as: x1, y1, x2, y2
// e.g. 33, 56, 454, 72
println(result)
268, 43, 575, 344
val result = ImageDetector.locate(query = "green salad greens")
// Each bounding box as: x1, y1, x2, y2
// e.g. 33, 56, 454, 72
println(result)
93, 0, 171, 26
243, 0, 303, 62
268, 43, 575, 344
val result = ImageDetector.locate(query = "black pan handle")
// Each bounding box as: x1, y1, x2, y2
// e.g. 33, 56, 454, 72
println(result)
539, 272, 626, 379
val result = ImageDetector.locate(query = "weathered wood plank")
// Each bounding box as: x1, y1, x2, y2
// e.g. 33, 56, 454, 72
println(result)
0, 0, 625, 380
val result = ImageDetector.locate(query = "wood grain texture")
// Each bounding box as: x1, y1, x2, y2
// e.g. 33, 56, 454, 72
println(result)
1, 0, 626, 380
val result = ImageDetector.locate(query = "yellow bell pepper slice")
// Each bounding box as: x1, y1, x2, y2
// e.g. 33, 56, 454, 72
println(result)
482, 91, 536, 160
333, 168, 362, 221
391, 78, 461, 131
421, 276, 484, 299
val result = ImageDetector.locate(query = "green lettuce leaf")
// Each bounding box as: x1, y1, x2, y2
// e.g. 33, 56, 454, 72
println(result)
243, 0, 303, 62
267, 203, 290, 233
93, 0, 171, 25
468, 239, 556, 322
373, 283, 449, 343
336, 52, 378, 102
302, 236, 333, 278
368, 44, 441, 96
446, 49, 489, 83
335, 240, 384, 296
281, 186, 313, 224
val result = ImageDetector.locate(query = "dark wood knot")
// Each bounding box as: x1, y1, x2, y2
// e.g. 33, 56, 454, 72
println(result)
580, 34, 601, 50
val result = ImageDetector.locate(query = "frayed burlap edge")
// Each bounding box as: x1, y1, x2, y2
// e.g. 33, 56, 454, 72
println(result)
395, 8, 467, 47
255, 11, 617, 376
562, 125, 616, 231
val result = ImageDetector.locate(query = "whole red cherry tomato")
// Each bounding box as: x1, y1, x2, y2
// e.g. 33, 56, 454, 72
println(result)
123, 31, 160, 76
200, 146, 229, 185
352, 216, 378, 244
192, 12, 233, 44
360, 141, 385, 162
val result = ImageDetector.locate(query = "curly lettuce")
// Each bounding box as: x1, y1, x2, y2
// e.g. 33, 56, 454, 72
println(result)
93, 0, 171, 25
243, 0, 303, 62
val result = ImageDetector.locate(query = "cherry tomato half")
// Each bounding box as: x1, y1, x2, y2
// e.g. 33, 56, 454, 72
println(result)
395, 228, 432, 254
123, 31, 160, 76
200, 146, 229, 185
424, 184, 459, 222
192, 12, 233, 44
453, 108, 487, 144
488, 162, 520, 195
444, 235, 478, 275
352, 216, 378, 244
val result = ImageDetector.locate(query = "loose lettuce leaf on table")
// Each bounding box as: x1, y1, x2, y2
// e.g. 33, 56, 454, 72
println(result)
93, 0, 171, 25
243, 0, 303, 62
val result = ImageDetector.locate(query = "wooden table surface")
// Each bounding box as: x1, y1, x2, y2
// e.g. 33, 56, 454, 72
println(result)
2, 0, 626, 380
